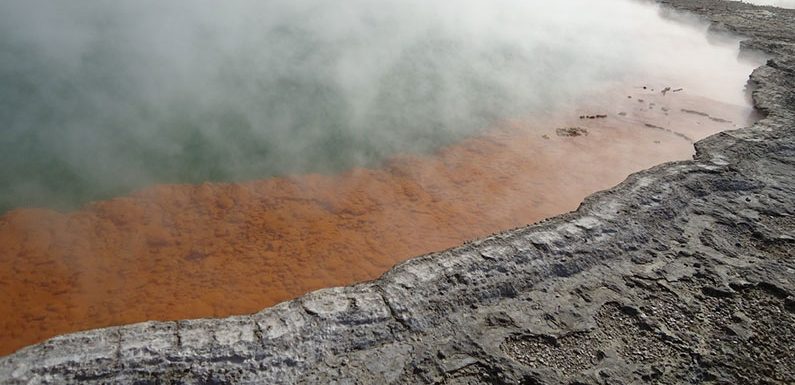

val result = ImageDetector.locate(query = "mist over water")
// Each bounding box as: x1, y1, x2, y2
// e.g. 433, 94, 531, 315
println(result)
0, 0, 760, 212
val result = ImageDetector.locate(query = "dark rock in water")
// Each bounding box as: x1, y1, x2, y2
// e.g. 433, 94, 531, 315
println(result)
644, 122, 666, 130
710, 116, 733, 123
682, 108, 735, 124
682, 108, 711, 117
556, 127, 589, 137
579, 114, 607, 120
2, 0, 795, 383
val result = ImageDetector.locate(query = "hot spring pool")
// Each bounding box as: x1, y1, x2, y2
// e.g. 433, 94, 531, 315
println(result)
0, 0, 766, 355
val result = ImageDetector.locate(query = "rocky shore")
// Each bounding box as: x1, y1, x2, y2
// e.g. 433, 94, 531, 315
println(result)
1, 0, 794, 383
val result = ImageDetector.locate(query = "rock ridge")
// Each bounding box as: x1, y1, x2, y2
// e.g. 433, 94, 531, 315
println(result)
1, 1, 794, 383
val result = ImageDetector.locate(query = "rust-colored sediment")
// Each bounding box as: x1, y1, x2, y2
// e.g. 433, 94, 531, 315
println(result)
0, 89, 752, 355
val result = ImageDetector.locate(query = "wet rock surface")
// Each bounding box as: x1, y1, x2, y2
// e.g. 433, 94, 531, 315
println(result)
1, 1, 794, 384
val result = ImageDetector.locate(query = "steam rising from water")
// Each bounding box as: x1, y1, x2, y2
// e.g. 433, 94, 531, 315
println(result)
0, 0, 760, 211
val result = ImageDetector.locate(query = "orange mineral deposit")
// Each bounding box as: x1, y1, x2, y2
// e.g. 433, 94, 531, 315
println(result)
0, 90, 755, 355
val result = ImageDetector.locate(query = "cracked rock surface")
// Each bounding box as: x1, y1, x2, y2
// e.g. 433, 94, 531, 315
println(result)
1, 1, 794, 384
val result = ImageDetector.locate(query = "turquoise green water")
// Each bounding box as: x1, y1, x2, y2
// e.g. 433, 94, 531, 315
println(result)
0, 39, 555, 212
0, 0, 755, 212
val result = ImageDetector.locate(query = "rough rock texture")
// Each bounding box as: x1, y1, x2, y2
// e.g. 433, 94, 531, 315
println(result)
1, 1, 794, 384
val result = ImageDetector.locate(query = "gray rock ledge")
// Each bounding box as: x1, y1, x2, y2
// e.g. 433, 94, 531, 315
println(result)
2, 1, 794, 383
